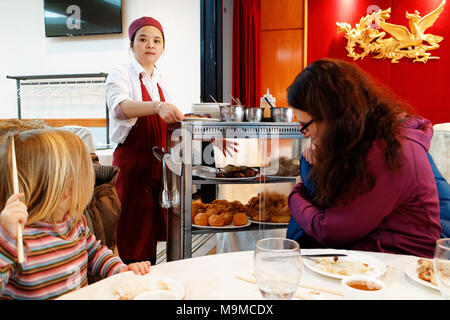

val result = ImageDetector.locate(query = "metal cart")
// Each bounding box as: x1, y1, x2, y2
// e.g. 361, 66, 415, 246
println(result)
157, 121, 305, 261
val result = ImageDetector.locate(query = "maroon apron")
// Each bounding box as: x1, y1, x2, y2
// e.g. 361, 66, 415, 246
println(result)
113, 74, 167, 261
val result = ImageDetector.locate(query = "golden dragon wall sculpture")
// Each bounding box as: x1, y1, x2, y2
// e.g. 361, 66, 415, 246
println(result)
336, 0, 446, 63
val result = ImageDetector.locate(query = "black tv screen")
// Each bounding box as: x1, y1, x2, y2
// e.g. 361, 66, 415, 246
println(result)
44, 0, 122, 37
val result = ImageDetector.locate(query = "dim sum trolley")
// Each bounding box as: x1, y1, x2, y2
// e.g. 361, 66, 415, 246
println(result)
153, 122, 305, 261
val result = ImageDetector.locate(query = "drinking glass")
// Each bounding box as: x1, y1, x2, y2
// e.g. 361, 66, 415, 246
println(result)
434, 238, 450, 299
254, 238, 302, 300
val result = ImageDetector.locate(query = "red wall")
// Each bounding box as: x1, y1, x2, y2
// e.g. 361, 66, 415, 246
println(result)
307, 0, 450, 125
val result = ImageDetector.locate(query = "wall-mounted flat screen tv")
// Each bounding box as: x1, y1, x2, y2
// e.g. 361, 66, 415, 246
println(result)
44, 0, 122, 37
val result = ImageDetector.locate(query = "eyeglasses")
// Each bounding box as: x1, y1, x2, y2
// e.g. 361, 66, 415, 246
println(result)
299, 119, 314, 134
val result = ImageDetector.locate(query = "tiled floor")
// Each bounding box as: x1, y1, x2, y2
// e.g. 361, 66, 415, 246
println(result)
155, 233, 217, 264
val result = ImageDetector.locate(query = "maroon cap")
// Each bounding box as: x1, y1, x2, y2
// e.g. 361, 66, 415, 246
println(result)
128, 16, 165, 43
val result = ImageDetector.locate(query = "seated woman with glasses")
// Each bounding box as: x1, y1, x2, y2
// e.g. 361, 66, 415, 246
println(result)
286, 58, 441, 258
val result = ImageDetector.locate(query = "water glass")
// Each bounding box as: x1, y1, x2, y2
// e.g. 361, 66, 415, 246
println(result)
434, 238, 450, 299
254, 238, 302, 300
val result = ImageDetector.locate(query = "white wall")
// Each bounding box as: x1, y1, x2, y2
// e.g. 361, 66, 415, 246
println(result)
0, 0, 201, 119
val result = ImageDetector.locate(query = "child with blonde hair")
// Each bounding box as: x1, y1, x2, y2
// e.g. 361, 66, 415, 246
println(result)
0, 129, 150, 299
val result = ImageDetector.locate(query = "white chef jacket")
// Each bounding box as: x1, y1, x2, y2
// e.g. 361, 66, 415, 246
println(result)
105, 56, 173, 144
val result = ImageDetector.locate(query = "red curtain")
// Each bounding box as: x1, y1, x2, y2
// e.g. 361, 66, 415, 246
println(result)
232, 0, 262, 108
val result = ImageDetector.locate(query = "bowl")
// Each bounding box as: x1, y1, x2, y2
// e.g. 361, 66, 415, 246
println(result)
244, 107, 263, 122
271, 107, 294, 122
341, 276, 385, 300
219, 105, 245, 122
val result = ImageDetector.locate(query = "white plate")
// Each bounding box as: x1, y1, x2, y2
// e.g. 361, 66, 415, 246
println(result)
111, 274, 185, 300
193, 221, 251, 229
210, 175, 260, 181
183, 117, 220, 122
194, 170, 260, 181
192, 102, 228, 107
405, 260, 439, 291
303, 252, 387, 279
250, 220, 289, 226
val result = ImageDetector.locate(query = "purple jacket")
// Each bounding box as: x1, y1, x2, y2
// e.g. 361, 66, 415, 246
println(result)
288, 117, 441, 258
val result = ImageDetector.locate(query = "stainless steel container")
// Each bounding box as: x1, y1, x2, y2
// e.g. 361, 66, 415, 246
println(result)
271, 107, 294, 122
244, 107, 263, 122
219, 105, 245, 122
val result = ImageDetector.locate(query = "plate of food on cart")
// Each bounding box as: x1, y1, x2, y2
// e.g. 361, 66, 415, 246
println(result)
192, 199, 251, 229
183, 113, 220, 122
193, 164, 260, 181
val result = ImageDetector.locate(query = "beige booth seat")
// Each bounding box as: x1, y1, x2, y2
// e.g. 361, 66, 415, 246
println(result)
429, 123, 450, 182
60, 125, 96, 153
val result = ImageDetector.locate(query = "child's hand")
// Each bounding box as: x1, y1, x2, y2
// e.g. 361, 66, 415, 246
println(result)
0, 193, 28, 238
119, 261, 151, 275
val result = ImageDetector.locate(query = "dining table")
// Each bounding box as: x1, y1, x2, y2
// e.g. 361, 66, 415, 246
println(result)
57, 248, 443, 300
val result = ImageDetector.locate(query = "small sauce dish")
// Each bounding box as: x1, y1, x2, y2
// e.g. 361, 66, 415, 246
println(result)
341, 276, 385, 300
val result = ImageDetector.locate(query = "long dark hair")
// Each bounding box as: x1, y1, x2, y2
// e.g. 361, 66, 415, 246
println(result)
287, 58, 414, 208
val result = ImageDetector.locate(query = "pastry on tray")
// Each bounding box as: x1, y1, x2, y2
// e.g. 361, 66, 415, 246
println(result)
192, 199, 248, 227
191, 193, 291, 227
215, 165, 258, 178
246, 192, 291, 223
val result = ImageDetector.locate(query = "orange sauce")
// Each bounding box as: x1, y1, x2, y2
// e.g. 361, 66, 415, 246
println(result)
347, 281, 381, 291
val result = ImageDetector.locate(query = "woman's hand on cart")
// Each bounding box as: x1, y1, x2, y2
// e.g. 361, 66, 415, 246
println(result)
210, 138, 239, 157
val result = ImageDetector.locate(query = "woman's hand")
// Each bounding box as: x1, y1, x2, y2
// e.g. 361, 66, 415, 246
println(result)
119, 261, 151, 275
211, 138, 239, 157
158, 102, 184, 124
0, 193, 28, 238
303, 139, 317, 165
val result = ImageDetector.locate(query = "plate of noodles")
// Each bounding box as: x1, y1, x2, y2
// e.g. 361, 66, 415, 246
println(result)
303, 251, 386, 279
111, 273, 185, 300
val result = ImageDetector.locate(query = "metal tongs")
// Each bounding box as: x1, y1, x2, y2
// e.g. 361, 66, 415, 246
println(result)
160, 147, 171, 209
152, 146, 180, 208
231, 95, 243, 106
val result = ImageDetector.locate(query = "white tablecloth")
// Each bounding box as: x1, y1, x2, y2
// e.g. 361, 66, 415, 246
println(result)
58, 249, 443, 300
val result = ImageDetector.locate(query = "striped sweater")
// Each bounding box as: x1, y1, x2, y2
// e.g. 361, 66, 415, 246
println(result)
0, 215, 126, 300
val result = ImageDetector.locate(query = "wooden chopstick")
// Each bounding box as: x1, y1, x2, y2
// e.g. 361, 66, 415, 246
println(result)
235, 274, 312, 300
241, 272, 344, 297
11, 138, 24, 264
298, 282, 343, 296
